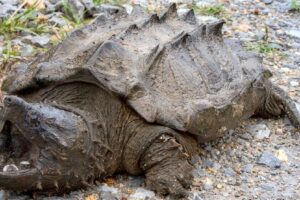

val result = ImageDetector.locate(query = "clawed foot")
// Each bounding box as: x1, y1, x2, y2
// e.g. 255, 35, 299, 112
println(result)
141, 134, 194, 198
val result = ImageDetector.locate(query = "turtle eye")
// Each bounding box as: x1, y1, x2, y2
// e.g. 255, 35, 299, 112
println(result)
3, 97, 13, 107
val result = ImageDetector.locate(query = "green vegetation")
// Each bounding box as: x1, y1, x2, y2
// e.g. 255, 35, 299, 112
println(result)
290, 0, 300, 12
1, 41, 19, 59
62, 0, 83, 25
245, 42, 277, 54
190, 4, 225, 17
0, 7, 48, 39
93, 0, 128, 6
244, 27, 286, 59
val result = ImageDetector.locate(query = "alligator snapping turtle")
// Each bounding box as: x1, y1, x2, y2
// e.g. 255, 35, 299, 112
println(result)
0, 4, 299, 198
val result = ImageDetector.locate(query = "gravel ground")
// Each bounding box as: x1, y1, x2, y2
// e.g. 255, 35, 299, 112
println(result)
0, 0, 300, 199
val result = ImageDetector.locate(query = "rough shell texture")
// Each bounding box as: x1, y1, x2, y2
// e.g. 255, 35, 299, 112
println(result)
2, 4, 270, 141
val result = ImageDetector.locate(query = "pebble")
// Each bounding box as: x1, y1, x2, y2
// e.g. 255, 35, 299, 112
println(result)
257, 152, 281, 168
177, 8, 190, 17
123, 4, 133, 15
246, 124, 271, 140
23, 35, 50, 48
19, 161, 31, 169
48, 13, 68, 27
97, 4, 124, 15
81, 0, 96, 16
196, 15, 219, 24
0, 3, 17, 18
224, 167, 236, 177
242, 164, 253, 173
285, 29, 300, 39
289, 80, 299, 87
275, 149, 288, 162
129, 188, 155, 199
98, 184, 119, 194
65, 0, 85, 21
259, 183, 275, 192
262, 0, 273, 4
3, 164, 18, 172
20, 44, 35, 57
203, 177, 214, 190
0, 190, 7, 200
188, 190, 203, 200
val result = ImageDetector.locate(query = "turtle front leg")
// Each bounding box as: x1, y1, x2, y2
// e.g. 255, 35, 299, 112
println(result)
256, 82, 300, 128
123, 126, 197, 198
140, 133, 195, 198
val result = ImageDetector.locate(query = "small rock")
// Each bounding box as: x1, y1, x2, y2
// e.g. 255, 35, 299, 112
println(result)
48, 13, 68, 27
20, 44, 35, 57
268, 43, 284, 50
129, 188, 155, 199
98, 184, 119, 194
23, 35, 50, 48
196, 0, 217, 7
188, 190, 203, 200
0, 0, 19, 5
0, 4, 17, 19
81, 0, 97, 15
203, 177, 213, 190
285, 29, 300, 39
20, 161, 31, 169
122, 4, 133, 14
3, 164, 18, 172
289, 80, 299, 87
246, 124, 271, 140
202, 159, 214, 168
239, 132, 253, 140
257, 152, 281, 168
296, 103, 300, 113
65, 0, 85, 21
224, 167, 236, 177
0, 190, 7, 200
242, 164, 253, 173
262, 0, 273, 4
97, 4, 124, 15
177, 8, 190, 17
275, 149, 288, 162
259, 183, 275, 192
196, 15, 219, 24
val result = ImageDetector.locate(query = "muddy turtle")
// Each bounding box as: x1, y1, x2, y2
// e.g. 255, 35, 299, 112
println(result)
0, 4, 299, 198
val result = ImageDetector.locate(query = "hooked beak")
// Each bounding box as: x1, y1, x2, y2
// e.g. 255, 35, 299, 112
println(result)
0, 95, 92, 193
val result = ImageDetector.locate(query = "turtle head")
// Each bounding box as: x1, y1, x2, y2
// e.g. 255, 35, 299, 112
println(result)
0, 95, 96, 193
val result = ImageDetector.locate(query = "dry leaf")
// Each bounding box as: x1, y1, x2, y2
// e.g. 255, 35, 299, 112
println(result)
23, 0, 45, 10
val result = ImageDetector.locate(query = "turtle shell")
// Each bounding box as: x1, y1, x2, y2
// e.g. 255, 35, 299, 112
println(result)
2, 4, 270, 141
